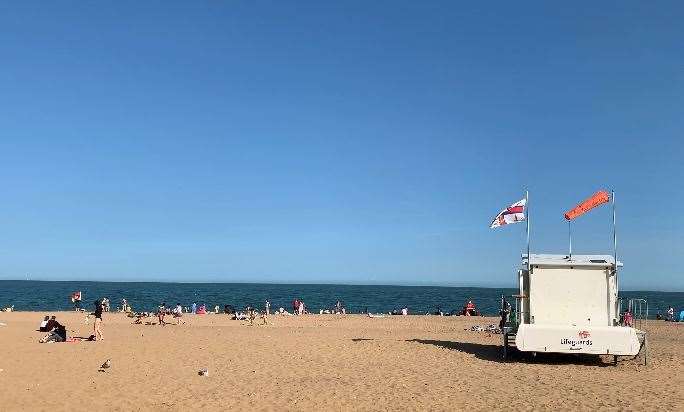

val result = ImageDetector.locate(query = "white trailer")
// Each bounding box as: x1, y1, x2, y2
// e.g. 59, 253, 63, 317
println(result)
504, 254, 647, 363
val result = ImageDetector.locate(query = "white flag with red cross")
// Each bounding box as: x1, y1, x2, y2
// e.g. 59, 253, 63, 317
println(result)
490, 198, 526, 228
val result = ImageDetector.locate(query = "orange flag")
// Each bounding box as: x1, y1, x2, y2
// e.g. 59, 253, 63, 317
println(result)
564, 191, 610, 220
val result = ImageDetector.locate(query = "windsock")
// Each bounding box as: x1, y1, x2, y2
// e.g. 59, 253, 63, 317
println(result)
564, 190, 610, 220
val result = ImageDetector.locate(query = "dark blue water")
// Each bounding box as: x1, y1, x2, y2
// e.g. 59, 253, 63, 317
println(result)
0, 281, 682, 317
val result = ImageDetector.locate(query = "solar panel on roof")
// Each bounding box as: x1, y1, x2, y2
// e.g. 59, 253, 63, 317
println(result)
590, 259, 607, 263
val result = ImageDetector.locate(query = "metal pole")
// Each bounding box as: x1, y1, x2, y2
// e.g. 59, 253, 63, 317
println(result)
568, 220, 572, 260
612, 190, 618, 281
526, 190, 530, 273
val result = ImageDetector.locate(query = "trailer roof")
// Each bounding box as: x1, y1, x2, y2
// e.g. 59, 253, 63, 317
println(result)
522, 254, 622, 268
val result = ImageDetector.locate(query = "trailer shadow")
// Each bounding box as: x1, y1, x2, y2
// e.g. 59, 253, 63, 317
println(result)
407, 339, 611, 366
407, 339, 505, 363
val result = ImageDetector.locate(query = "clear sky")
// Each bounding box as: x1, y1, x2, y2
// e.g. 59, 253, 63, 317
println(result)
0, 2, 682, 290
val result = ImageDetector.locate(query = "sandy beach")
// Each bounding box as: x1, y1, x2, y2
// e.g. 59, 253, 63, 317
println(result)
0, 311, 682, 411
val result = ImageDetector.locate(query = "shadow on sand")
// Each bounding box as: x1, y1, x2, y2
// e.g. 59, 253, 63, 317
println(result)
407, 339, 611, 366
407, 339, 505, 363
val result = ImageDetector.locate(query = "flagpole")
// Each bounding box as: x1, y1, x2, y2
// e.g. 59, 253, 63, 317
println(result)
526, 190, 530, 274
612, 190, 618, 279
568, 221, 572, 260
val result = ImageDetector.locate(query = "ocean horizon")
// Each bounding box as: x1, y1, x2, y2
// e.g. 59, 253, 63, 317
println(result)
2, 280, 682, 316
1, 278, 681, 292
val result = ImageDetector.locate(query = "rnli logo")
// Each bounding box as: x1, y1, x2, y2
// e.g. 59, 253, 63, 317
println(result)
578, 331, 591, 339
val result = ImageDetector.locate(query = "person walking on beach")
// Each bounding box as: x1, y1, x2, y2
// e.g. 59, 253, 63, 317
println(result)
93, 299, 104, 341
158, 302, 167, 326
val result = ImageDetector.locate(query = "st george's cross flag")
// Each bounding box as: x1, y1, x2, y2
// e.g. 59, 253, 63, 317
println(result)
490, 198, 526, 228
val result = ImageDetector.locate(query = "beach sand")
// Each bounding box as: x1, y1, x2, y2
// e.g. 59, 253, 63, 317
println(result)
0, 311, 682, 411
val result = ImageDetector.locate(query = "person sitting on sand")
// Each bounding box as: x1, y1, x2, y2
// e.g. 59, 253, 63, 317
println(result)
462, 300, 479, 316
45, 315, 58, 331
39, 315, 50, 332
173, 303, 183, 325
39, 318, 67, 343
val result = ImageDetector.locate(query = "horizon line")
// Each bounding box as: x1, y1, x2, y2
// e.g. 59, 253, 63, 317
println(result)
0, 278, 680, 293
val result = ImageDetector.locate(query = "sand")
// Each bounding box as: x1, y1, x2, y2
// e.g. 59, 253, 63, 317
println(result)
0, 311, 682, 411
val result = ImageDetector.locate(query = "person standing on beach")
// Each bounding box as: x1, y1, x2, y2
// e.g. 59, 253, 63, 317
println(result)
158, 302, 167, 326
93, 300, 104, 341
265, 300, 271, 316
71, 291, 82, 311
667, 306, 674, 321
191, 302, 197, 314
173, 303, 183, 325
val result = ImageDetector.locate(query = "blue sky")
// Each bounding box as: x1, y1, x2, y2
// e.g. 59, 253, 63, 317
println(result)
0, 2, 682, 290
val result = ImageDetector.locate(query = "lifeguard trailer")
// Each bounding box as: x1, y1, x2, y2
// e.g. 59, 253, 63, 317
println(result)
503, 254, 647, 364
501, 191, 648, 364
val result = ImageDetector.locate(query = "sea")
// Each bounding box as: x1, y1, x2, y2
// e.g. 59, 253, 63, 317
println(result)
1, 280, 682, 317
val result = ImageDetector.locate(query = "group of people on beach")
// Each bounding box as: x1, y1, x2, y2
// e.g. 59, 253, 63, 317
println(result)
155, 302, 184, 325
61, 289, 499, 319
38, 297, 105, 343
657, 305, 684, 322
38, 315, 67, 343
